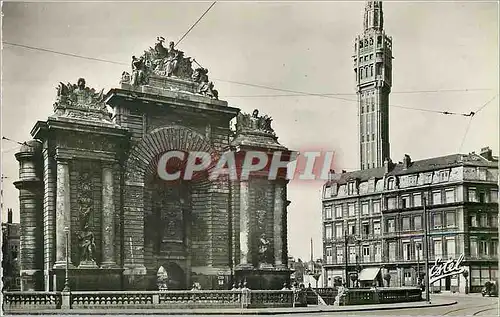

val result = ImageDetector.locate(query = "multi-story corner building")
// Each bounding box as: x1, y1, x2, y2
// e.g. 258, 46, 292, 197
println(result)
2, 208, 21, 290
321, 148, 498, 293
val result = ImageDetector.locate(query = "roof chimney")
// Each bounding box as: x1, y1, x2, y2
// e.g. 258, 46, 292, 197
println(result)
480, 146, 493, 161
403, 154, 412, 169
384, 157, 394, 174
7, 208, 12, 223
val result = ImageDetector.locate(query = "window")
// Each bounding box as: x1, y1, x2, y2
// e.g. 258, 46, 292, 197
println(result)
335, 206, 343, 218
414, 216, 422, 230
492, 240, 498, 256
362, 223, 370, 236
374, 244, 382, 262
348, 204, 355, 217
492, 215, 498, 228
480, 214, 488, 227
446, 238, 456, 259
433, 213, 442, 229
413, 194, 422, 207
388, 178, 395, 190
389, 242, 396, 261
434, 240, 443, 258
387, 219, 395, 233
348, 222, 356, 235
415, 241, 423, 260
468, 188, 477, 202
335, 223, 343, 238
439, 170, 449, 182
362, 203, 369, 215
374, 221, 381, 235
325, 207, 332, 220
324, 186, 332, 198
363, 246, 370, 262
402, 217, 410, 231
401, 196, 410, 209
403, 242, 411, 261
326, 247, 333, 264
446, 212, 455, 228
325, 225, 333, 240
470, 239, 478, 258
373, 201, 380, 213
432, 191, 442, 205
349, 246, 357, 263
491, 190, 498, 203
348, 182, 356, 195
445, 189, 455, 203
479, 240, 488, 255
387, 197, 396, 210
470, 214, 477, 227
336, 248, 344, 263
479, 192, 485, 203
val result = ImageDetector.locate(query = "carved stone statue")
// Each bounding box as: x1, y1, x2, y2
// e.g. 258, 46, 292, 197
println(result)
131, 56, 147, 86
122, 37, 221, 97
165, 41, 180, 77
236, 109, 275, 134
157, 266, 169, 291
192, 67, 218, 99
78, 224, 96, 263
258, 233, 271, 264
54, 78, 109, 122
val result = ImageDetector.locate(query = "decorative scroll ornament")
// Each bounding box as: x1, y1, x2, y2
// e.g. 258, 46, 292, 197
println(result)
54, 78, 111, 121
121, 36, 219, 99
236, 109, 274, 134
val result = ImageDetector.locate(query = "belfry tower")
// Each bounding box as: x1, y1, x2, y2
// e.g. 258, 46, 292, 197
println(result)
354, 1, 392, 170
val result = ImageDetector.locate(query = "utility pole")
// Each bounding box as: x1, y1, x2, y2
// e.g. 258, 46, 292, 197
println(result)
423, 196, 430, 303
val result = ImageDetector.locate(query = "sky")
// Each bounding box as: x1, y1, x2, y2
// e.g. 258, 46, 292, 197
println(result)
1, 1, 498, 262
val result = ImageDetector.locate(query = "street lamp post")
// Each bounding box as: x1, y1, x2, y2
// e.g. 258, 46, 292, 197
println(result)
344, 230, 348, 288
417, 244, 420, 286
423, 196, 430, 303
62, 226, 70, 292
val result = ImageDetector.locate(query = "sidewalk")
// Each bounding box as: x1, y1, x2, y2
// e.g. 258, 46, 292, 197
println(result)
6, 298, 457, 315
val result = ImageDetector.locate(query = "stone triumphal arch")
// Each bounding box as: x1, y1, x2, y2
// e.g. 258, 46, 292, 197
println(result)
15, 38, 294, 291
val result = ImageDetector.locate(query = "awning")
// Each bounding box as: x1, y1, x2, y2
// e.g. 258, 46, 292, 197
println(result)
358, 267, 381, 281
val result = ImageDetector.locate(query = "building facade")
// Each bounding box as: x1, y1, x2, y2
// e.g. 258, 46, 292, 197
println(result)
2, 209, 21, 290
322, 149, 498, 293
14, 39, 294, 291
354, 1, 392, 170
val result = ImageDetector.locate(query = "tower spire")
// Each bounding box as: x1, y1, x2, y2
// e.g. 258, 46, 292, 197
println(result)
363, 1, 384, 31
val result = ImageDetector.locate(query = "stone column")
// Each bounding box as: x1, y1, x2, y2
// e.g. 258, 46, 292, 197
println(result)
101, 163, 117, 267
239, 181, 252, 267
273, 182, 285, 268
54, 159, 71, 268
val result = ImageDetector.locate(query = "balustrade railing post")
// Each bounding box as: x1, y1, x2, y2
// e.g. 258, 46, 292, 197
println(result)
152, 294, 159, 305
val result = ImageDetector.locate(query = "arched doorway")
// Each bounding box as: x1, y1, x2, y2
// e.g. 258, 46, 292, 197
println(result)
123, 126, 218, 290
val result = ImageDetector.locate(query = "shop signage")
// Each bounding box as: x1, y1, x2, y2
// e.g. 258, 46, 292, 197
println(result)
429, 254, 465, 284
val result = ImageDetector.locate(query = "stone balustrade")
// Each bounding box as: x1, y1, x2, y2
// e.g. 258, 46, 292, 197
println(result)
2, 291, 61, 311
2, 289, 295, 312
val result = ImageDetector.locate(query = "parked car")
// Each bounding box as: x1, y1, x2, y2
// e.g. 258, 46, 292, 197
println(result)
481, 281, 498, 297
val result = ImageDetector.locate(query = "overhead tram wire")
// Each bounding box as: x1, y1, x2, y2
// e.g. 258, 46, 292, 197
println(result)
458, 94, 498, 152
2, 42, 492, 117
175, 1, 217, 48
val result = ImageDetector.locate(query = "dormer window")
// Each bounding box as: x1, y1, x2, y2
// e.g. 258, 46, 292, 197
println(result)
347, 182, 356, 195
387, 178, 395, 190
324, 186, 332, 198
